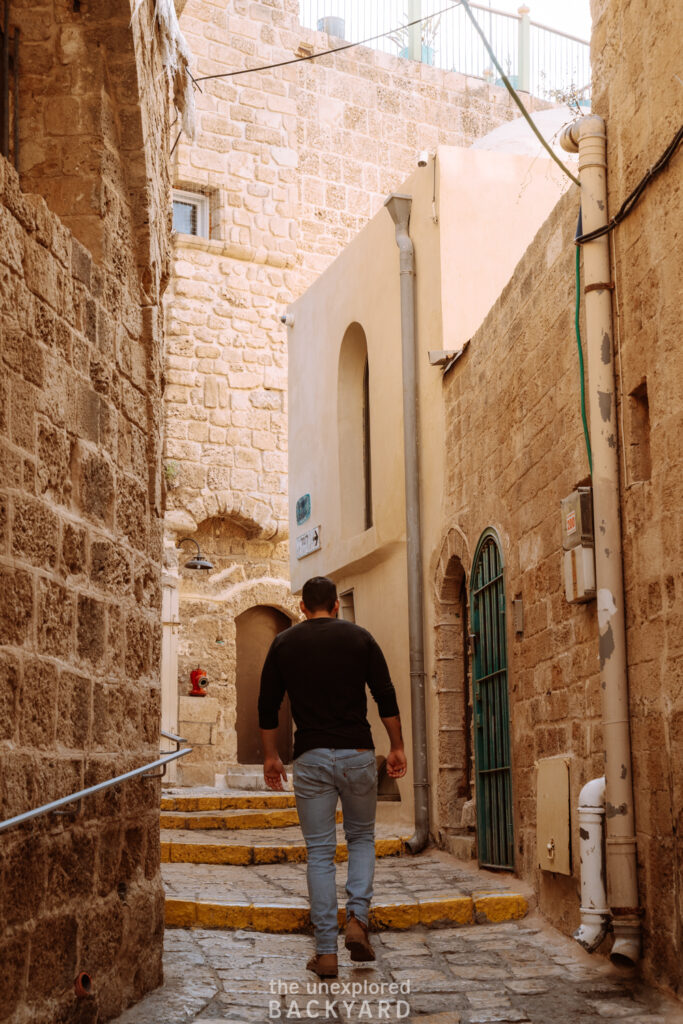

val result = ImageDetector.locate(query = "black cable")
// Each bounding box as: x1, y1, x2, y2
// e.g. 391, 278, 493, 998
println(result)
194, 3, 461, 83
576, 123, 683, 244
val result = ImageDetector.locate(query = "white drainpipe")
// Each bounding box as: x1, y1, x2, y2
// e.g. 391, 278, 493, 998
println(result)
575, 777, 610, 952
561, 115, 640, 966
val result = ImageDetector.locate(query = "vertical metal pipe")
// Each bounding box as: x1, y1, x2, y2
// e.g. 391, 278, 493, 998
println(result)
384, 193, 429, 853
561, 115, 641, 965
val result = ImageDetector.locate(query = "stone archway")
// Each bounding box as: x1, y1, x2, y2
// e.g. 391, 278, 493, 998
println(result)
170, 510, 300, 785
433, 527, 473, 844
235, 605, 293, 764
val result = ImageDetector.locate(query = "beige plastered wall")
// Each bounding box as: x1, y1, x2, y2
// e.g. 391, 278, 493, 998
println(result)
287, 146, 570, 827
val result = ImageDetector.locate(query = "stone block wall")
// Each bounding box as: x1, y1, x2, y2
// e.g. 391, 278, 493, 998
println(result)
0, 161, 165, 1024
438, 187, 601, 901
164, 0, 547, 774
0, 2, 173, 1021
439, 60, 682, 985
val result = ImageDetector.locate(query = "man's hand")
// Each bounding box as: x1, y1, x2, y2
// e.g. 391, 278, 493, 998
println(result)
385, 747, 407, 779
381, 715, 407, 777
264, 754, 288, 791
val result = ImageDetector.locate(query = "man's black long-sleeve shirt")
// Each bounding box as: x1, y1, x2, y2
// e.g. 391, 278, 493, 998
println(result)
258, 617, 400, 759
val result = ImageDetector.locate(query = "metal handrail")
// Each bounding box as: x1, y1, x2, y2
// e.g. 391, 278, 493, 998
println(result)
529, 19, 590, 46
0, 730, 192, 835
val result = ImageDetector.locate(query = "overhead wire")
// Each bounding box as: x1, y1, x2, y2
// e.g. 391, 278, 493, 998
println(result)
194, 3, 463, 83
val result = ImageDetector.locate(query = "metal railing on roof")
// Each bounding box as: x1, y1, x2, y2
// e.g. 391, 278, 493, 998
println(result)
0, 730, 192, 835
299, 1, 591, 104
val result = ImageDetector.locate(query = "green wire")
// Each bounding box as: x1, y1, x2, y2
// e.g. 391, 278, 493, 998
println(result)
575, 245, 592, 474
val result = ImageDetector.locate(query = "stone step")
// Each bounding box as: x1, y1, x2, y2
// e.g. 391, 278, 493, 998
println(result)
161, 823, 410, 865
164, 892, 527, 932
162, 849, 529, 934
161, 793, 297, 812
159, 806, 343, 830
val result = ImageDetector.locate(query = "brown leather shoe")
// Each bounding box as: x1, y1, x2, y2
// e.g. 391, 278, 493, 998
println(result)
306, 953, 338, 978
344, 911, 375, 962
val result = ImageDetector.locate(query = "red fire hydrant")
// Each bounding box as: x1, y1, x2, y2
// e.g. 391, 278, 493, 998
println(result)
189, 666, 209, 697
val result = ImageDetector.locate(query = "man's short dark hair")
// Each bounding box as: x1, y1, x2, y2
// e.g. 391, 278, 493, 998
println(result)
302, 576, 338, 613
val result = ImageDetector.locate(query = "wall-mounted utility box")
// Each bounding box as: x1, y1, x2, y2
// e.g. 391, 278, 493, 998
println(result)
561, 487, 596, 603
536, 755, 571, 874
561, 487, 593, 549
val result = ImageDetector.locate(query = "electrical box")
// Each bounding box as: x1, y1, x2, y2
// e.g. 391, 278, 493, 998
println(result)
561, 487, 596, 603
536, 756, 571, 874
561, 487, 593, 549
564, 546, 596, 603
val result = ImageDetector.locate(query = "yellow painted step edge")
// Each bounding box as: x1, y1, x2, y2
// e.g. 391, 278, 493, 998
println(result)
160, 837, 406, 865
159, 809, 343, 830
164, 893, 528, 932
160, 794, 297, 811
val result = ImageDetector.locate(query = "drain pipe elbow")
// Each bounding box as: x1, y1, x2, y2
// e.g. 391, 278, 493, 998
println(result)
574, 777, 610, 954
560, 115, 606, 155
610, 920, 642, 967
405, 823, 429, 855
384, 192, 430, 855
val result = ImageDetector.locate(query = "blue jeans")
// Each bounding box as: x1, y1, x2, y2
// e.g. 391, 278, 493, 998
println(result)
293, 747, 378, 954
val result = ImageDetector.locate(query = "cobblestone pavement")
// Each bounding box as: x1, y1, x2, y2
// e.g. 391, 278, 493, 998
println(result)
162, 849, 518, 905
115, 917, 683, 1024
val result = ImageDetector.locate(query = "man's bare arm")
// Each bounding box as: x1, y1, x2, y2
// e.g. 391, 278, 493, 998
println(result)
260, 728, 288, 791
381, 715, 408, 778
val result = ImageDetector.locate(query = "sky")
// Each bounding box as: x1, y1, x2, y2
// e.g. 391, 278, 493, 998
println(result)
476, 0, 591, 42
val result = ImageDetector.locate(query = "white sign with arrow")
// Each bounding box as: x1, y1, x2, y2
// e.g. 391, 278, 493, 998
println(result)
296, 525, 322, 560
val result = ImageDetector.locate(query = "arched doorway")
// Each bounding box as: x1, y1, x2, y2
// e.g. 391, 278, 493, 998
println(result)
434, 554, 471, 840
235, 606, 293, 764
470, 529, 514, 869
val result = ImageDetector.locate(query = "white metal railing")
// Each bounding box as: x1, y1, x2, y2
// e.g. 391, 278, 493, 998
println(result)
0, 731, 192, 834
299, 1, 591, 103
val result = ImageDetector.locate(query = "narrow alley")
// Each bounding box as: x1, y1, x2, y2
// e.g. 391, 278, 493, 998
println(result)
114, 787, 681, 1024
1, 0, 681, 1022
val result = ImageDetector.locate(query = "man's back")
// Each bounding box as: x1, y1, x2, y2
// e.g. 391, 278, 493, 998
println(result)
258, 617, 399, 759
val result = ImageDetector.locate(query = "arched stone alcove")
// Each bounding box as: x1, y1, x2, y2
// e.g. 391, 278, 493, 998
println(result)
433, 527, 473, 842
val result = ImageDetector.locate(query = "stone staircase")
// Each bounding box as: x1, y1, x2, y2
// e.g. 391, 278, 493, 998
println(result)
160, 787, 530, 935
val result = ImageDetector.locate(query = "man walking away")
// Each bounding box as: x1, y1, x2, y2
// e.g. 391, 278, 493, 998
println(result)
258, 576, 407, 979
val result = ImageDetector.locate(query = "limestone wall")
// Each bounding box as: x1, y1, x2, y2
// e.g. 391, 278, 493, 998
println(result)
439, 52, 682, 984
439, 185, 599, 904
0, 2, 172, 1021
164, 0, 546, 777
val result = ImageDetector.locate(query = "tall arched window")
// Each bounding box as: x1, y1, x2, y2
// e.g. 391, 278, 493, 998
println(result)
338, 323, 372, 535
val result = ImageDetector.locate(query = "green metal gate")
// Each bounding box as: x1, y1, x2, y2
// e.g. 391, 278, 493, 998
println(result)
470, 530, 514, 869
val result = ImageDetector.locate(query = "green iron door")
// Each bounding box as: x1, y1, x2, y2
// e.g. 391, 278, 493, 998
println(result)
471, 530, 514, 869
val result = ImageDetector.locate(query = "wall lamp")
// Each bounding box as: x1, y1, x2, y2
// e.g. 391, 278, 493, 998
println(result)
176, 537, 214, 571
